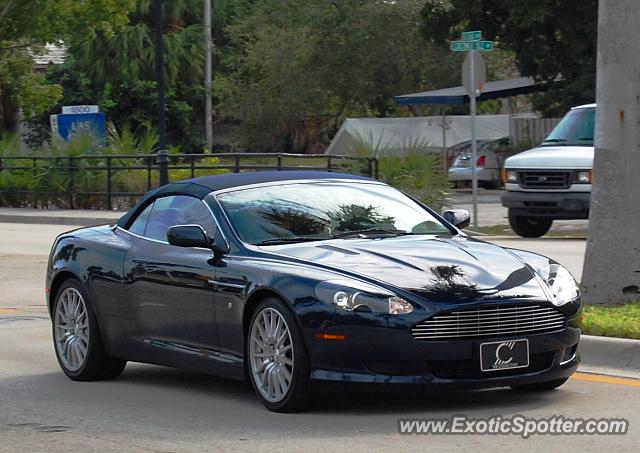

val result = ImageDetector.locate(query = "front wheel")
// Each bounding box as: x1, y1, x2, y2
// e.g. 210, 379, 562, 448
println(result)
511, 377, 569, 392
247, 297, 311, 412
508, 210, 553, 237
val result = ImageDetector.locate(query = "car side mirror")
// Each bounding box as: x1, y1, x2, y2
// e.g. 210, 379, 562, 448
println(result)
442, 209, 471, 229
167, 225, 212, 248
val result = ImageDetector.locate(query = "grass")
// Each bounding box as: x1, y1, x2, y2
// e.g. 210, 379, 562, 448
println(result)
581, 302, 640, 340
468, 224, 587, 238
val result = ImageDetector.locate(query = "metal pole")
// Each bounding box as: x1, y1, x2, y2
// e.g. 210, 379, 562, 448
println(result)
204, 0, 213, 152
158, 150, 169, 186
154, 0, 167, 150
441, 107, 447, 174
470, 50, 479, 228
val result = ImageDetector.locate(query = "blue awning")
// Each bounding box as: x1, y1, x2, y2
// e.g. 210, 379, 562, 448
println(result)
394, 77, 543, 106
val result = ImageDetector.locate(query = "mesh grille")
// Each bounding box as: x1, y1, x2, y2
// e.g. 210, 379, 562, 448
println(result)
518, 171, 571, 189
412, 304, 566, 341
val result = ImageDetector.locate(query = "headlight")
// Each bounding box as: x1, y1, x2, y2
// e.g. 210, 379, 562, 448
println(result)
539, 263, 580, 306
502, 169, 517, 184
576, 170, 592, 184
315, 280, 414, 315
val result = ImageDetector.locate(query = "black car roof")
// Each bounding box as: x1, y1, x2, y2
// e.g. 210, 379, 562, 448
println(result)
116, 171, 373, 228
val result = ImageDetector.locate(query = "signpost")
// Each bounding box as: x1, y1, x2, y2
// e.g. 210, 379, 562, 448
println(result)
51, 105, 105, 143
451, 30, 493, 229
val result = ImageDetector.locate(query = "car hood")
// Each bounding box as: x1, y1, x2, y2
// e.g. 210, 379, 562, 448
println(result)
261, 235, 550, 303
505, 145, 593, 169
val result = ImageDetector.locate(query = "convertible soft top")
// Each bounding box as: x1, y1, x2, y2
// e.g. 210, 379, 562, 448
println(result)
117, 171, 372, 228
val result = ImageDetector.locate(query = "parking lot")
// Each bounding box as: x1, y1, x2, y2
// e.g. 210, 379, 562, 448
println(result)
0, 221, 637, 451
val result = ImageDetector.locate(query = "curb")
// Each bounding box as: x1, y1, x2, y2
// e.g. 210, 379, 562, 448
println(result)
579, 335, 640, 379
0, 214, 118, 227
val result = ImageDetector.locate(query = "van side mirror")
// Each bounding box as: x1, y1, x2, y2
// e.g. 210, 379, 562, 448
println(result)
442, 209, 471, 229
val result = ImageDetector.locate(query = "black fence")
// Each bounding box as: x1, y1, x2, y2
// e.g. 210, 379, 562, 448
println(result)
0, 152, 379, 210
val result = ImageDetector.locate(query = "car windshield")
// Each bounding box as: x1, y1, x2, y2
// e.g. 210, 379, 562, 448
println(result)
541, 107, 595, 146
216, 181, 451, 245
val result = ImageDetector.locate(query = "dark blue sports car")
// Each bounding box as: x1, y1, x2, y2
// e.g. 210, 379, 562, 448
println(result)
46, 171, 581, 412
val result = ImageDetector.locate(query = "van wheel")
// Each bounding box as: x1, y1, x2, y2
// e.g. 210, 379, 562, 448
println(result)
508, 210, 553, 238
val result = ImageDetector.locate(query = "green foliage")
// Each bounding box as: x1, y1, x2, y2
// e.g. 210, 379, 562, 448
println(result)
421, 0, 597, 115
0, 0, 135, 134
216, 0, 460, 152
348, 132, 450, 210
0, 0, 134, 44
581, 302, 640, 340
0, 125, 227, 208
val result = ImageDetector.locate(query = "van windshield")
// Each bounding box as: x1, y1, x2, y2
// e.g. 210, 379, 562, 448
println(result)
542, 107, 595, 147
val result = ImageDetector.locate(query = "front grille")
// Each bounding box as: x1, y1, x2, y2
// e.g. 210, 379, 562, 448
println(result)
518, 171, 571, 189
411, 304, 566, 341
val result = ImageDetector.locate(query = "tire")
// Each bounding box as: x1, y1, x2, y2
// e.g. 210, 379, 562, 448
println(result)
511, 377, 569, 392
508, 210, 553, 238
52, 278, 126, 381
246, 297, 311, 412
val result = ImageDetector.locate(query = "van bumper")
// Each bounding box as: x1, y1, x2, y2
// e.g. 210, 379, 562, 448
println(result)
501, 191, 590, 219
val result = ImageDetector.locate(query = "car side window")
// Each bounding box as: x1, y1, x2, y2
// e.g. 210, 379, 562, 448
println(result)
144, 195, 217, 242
128, 202, 155, 236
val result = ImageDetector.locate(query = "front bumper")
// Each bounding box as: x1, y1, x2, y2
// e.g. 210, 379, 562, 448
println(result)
501, 191, 590, 219
306, 325, 580, 388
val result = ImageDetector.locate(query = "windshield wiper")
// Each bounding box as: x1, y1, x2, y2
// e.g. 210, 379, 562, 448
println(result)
542, 138, 567, 144
331, 227, 412, 239
253, 236, 326, 246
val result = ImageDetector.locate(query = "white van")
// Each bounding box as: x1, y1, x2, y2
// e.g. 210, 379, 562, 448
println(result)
501, 104, 595, 237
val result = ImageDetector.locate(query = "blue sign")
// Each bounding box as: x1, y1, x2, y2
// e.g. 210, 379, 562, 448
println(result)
55, 112, 106, 142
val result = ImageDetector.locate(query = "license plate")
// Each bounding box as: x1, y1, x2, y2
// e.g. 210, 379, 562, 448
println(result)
480, 339, 529, 372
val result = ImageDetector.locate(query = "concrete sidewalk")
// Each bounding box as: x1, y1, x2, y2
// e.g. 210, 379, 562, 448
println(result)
0, 207, 123, 226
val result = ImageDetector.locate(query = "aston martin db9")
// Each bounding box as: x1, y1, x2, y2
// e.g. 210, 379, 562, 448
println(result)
46, 171, 581, 412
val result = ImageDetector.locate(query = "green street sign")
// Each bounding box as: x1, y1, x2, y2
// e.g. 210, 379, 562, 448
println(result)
462, 31, 482, 42
450, 40, 494, 52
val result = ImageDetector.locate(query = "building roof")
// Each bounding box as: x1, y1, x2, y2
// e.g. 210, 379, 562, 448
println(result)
394, 77, 544, 106
31, 43, 67, 69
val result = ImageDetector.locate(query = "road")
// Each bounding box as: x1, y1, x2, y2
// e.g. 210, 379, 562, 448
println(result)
0, 222, 636, 452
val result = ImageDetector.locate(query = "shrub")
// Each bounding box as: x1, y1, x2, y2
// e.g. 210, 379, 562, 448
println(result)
347, 132, 451, 211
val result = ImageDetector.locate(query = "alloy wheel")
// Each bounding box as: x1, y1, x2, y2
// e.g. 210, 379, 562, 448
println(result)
249, 307, 295, 402
54, 287, 90, 372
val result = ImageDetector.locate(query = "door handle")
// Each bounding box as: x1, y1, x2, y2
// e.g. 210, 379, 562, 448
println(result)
207, 279, 246, 290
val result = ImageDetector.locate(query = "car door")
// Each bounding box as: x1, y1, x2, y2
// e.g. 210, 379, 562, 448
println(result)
123, 195, 221, 352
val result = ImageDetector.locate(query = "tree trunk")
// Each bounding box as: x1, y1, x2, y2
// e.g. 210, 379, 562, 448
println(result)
582, 0, 640, 304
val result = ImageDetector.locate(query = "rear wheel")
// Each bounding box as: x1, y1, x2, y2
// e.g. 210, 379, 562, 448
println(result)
508, 210, 553, 237
247, 297, 311, 412
511, 377, 568, 392
52, 279, 126, 381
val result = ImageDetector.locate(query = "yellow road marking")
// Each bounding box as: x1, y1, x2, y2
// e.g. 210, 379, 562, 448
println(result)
0, 308, 18, 314
572, 372, 640, 388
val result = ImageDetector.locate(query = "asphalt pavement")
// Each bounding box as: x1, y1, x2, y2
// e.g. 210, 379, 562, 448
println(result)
0, 222, 635, 452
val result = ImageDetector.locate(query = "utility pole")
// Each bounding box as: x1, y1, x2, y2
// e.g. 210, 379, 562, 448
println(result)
204, 0, 213, 152
469, 49, 478, 228
154, 0, 167, 151
582, 0, 640, 304
154, 0, 168, 185
452, 31, 492, 229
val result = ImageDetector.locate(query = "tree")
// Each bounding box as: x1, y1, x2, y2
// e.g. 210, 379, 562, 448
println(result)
216, 0, 461, 152
30, 0, 243, 150
421, 0, 597, 116
581, 0, 640, 305
0, 0, 134, 134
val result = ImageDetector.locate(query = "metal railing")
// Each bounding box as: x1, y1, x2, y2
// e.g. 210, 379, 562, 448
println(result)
0, 152, 379, 210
